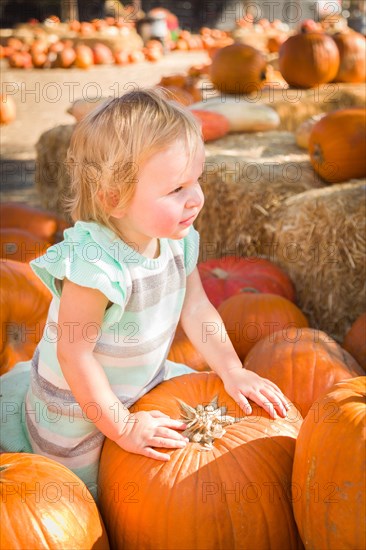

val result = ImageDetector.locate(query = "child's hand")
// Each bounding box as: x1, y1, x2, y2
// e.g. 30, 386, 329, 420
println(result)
114, 410, 189, 460
222, 369, 290, 419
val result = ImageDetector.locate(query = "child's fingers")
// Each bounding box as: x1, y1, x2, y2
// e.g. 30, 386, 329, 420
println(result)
154, 426, 189, 441
152, 436, 188, 449
259, 387, 288, 417
158, 418, 188, 431
148, 410, 170, 418
142, 448, 171, 461
235, 393, 252, 415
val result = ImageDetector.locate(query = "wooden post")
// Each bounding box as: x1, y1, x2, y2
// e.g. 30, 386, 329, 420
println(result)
61, 0, 79, 22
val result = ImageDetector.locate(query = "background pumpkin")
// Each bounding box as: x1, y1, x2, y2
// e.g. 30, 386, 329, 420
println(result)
292, 377, 366, 550
0, 228, 51, 262
209, 43, 267, 94
0, 259, 51, 374
342, 312, 366, 370
332, 31, 366, 83
308, 108, 366, 183
99, 372, 304, 550
279, 32, 340, 88
244, 327, 364, 417
191, 109, 230, 142
0, 453, 110, 549
217, 292, 309, 360
198, 256, 296, 308
167, 322, 209, 371
0, 202, 69, 243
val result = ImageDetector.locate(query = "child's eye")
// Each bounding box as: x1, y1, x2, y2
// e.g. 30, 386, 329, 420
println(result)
170, 187, 183, 194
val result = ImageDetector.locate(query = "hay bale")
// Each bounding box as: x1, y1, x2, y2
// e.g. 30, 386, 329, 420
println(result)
263, 181, 366, 341
35, 125, 74, 217
261, 83, 366, 132
197, 131, 325, 260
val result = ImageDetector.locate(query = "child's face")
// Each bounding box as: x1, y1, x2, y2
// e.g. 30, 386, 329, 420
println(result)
113, 139, 205, 250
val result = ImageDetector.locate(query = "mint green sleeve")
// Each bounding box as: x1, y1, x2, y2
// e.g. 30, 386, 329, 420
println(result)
29, 223, 127, 318
183, 225, 200, 275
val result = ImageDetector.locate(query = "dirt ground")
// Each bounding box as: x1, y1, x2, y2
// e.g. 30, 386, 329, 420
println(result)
0, 50, 208, 207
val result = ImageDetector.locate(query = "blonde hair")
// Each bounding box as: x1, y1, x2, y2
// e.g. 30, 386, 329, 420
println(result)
65, 88, 204, 232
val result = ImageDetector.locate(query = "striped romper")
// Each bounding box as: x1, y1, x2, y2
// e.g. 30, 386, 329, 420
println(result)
20, 221, 198, 496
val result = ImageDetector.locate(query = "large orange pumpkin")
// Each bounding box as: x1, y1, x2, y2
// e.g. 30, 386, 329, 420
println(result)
0, 228, 51, 262
0, 259, 51, 374
0, 202, 69, 243
99, 372, 304, 550
0, 453, 110, 549
292, 377, 366, 550
217, 292, 309, 361
308, 108, 366, 183
198, 256, 296, 308
209, 43, 267, 94
342, 312, 366, 370
167, 322, 209, 371
279, 32, 340, 88
332, 31, 366, 83
244, 327, 364, 417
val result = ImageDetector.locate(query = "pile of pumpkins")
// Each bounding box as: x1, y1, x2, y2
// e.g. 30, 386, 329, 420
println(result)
1, 202, 365, 549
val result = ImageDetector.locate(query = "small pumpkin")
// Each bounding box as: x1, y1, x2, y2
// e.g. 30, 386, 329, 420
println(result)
244, 327, 364, 417
279, 32, 340, 88
218, 292, 308, 361
167, 323, 209, 371
191, 109, 230, 141
308, 108, 366, 183
198, 256, 296, 308
210, 43, 267, 94
292, 377, 366, 550
0, 259, 51, 375
99, 372, 303, 550
342, 312, 366, 370
74, 44, 94, 69
0, 94, 16, 125
0, 453, 110, 549
332, 31, 366, 83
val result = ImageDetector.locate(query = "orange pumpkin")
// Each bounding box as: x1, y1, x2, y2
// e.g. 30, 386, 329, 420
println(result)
198, 256, 296, 308
167, 323, 209, 371
0, 228, 51, 262
0, 94, 16, 125
210, 43, 267, 94
191, 109, 230, 141
279, 32, 340, 88
292, 377, 366, 550
0, 202, 69, 243
244, 327, 364, 417
0, 259, 51, 374
99, 372, 303, 550
308, 108, 366, 183
343, 312, 366, 370
333, 31, 366, 83
0, 453, 110, 549
74, 44, 94, 69
218, 293, 309, 361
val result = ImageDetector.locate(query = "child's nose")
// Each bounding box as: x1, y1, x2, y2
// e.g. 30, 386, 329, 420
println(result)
186, 185, 204, 208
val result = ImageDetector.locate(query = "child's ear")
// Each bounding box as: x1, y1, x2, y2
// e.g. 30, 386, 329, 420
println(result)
98, 189, 123, 214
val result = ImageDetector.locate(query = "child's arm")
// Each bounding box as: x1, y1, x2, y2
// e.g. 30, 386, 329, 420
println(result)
180, 268, 289, 418
57, 279, 188, 460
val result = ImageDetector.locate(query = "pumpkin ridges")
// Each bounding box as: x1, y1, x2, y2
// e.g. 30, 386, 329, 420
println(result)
308, 107, 366, 183
99, 372, 303, 550
292, 377, 366, 549
279, 32, 340, 88
244, 328, 364, 417
218, 293, 308, 361
0, 453, 110, 549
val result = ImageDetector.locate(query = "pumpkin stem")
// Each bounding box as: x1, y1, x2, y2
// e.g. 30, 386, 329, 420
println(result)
177, 396, 243, 451
210, 267, 229, 279
240, 287, 260, 293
